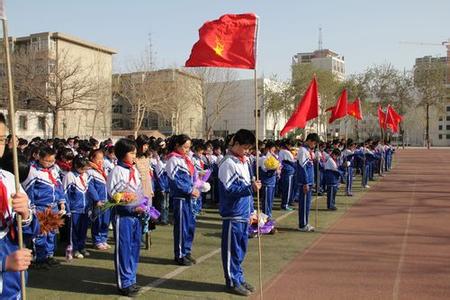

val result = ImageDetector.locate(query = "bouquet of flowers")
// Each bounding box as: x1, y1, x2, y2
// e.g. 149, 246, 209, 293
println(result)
36, 207, 65, 235
264, 155, 280, 170
195, 169, 212, 193
249, 210, 276, 237
102, 189, 160, 221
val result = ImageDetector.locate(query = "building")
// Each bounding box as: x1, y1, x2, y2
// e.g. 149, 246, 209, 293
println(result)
206, 78, 287, 140
292, 49, 345, 81
0, 32, 116, 139
112, 69, 203, 138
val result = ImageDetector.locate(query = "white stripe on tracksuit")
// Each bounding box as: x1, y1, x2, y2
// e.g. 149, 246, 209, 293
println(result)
115, 215, 122, 289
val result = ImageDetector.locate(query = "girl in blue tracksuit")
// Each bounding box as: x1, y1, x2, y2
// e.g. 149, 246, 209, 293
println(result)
191, 142, 206, 217
342, 143, 356, 196
64, 155, 92, 259
219, 129, 261, 297
259, 141, 279, 218
278, 141, 296, 211
23, 146, 66, 269
297, 133, 320, 232
324, 149, 345, 210
166, 134, 199, 266
107, 138, 144, 297
154, 148, 170, 225
88, 149, 110, 250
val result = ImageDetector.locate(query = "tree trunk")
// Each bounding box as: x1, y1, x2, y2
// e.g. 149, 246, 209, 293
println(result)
91, 109, 99, 137
426, 103, 430, 149
52, 109, 59, 138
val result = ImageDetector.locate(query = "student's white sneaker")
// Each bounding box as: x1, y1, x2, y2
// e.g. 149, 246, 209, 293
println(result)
364, 185, 370, 188
298, 224, 315, 232
73, 251, 84, 259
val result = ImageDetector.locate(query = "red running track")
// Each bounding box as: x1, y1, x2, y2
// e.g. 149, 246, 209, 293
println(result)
259, 149, 450, 300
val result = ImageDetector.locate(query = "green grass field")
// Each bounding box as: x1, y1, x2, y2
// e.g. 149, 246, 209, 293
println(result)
28, 176, 376, 300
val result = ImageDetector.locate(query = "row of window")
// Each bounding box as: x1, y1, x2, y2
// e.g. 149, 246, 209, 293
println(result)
18, 115, 46, 131
438, 134, 450, 140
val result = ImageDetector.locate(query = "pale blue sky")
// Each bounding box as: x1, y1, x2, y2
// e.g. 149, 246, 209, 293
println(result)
5, 0, 450, 80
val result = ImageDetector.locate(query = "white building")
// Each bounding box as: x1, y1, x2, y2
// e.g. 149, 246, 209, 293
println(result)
206, 78, 287, 140
0, 109, 53, 140
292, 49, 345, 81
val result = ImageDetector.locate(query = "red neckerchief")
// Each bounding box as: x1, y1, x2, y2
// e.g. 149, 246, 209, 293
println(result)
89, 162, 107, 180
168, 151, 195, 176
0, 178, 11, 227
230, 150, 247, 164
57, 160, 72, 172
41, 167, 58, 186
121, 162, 136, 184
78, 173, 87, 189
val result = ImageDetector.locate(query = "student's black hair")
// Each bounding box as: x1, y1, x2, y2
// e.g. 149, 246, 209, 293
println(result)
265, 140, 276, 150
0, 113, 6, 125
135, 134, 150, 158
89, 148, 104, 161
167, 134, 191, 153
305, 133, 320, 143
105, 144, 115, 154
331, 148, 341, 157
56, 147, 75, 161
192, 140, 206, 152
72, 155, 90, 171
0, 152, 30, 183
18, 138, 28, 147
39, 146, 56, 158
114, 138, 137, 162
231, 129, 256, 146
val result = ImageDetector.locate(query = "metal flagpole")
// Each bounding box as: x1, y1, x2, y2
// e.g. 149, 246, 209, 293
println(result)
314, 92, 320, 229
2, 16, 27, 300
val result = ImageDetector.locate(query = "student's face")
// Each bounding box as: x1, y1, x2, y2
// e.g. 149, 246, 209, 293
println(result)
268, 146, 276, 155
107, 152, 116, 160
176, 140, 191, 156
77, 166, 90, 174
142, 144, 149, 153
306, 140, 317, 149
92, 152, 104, 166
231, 143, 252, 157
39, 154, 56, 169
124, 149, 137, 164
0, 122, 6, 158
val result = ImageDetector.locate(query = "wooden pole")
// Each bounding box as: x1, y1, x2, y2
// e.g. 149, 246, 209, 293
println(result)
2, 19, 26, 300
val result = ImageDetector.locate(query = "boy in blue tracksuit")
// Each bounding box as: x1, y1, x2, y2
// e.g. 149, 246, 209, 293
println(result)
297, 133, 320, 232
23, 147, 66, 269
107, 138, 145, 297
64, 156, 92, 259
88, 149, 111, 250
324, 149, 345, 210
278, 141, 296, 211
154, 149, 170, 225
342, 143, 356, 196
259, 141, 279, 218
165, 134, 199, 267
219, 129, 261, 297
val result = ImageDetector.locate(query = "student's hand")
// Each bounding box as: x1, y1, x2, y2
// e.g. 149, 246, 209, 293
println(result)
191, 188, 200, 198
303, 184, 310, 193
252, 180, 262, 192
11, 193, 30, 220
135, 206, 145, 214
5, 248, 32, 272
59, 203, 66, 216
96, 202, 105, 207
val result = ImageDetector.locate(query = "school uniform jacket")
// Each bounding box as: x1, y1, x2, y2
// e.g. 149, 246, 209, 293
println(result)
63, 171, 91, 214
165, 155, 194, 199
297, 146, 315, 186
87, 168, 108, 205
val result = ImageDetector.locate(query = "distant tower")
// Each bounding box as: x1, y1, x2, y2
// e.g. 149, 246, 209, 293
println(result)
318, 26, 323, 50
146, 32, 156, 70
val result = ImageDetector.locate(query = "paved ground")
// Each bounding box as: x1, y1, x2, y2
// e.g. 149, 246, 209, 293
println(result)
260, 149, 450, 300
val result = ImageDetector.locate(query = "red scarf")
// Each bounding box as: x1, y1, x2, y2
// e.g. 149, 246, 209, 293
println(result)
79, 173, 87, 189
168, 152, 195, 176
57, 160, 72, 172
89, 162, 107, 180
230, 150, 247, 164
0, 179, 11, 227
42, 167, 58, 186
122, 162, 136, 184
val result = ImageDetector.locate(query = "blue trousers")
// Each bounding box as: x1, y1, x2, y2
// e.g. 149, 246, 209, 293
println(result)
280, 173, 294, 208
221, 220, 249, 288
327, 185, 338, 209
92, 207, 111, 245
114, 215, 141, 289
192, 196, 202, 217
173, 197, 196, 259
261, 185, 275, 218
34, 231, 56, 262
71, 213, 89, 252
346, 167, 353, 195
159, 191, 170, 223
362, 165, 369, 187
298, 184, 313, 228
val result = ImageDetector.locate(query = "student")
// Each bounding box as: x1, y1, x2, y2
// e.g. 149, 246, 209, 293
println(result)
153, 147, 170, 225
218, 129, 261, 296
324, 149, 345, 210
103, 145, 117, 176
64, 155, 92, 259
278, 140, 296, 211
342, 143, 356, 196
23, 146, 66, 269
165, 134, 199, 266
259, 141, 279, 218
297, 133, 320, 232
191, 142, 206, 216
0, 113, 39, 299
88, 149, 111, 250
107, 138, 144, 297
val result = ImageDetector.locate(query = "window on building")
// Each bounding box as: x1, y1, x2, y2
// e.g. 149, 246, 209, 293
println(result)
127, 106, 132, 113
439, 125, 443, 130
439, 134, 443, 140
112, 105, 123, 114
447, 106, 450, 112
447, 125, 450, 130
112, 119, 124, 129
19, 115, 27, 130
38, 116, 46, 131
439, 116, 444, 121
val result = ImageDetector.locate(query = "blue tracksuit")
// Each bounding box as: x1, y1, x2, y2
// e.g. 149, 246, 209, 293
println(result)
191, 154, 204, 216
22, 163, 65, 262
259, 154, 277, 218
218, 154, 253, 288
297, 146, 315, 228
154, 158, 170, 224
342, 149, 355, 195
87, 167, 110, 246
1, 170, 40, 300
64, 171, 92, 252
278, 149, 296, 209
165, 153, 196, 260
107, 162, 142, 290
324, 157, 344, 209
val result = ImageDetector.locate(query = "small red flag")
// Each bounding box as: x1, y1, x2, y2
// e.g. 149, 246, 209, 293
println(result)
385, 105, 400, 133
329, 89, 348, 124
280, 77, 319, 136
185, 13, 258, 69
378, 105, 386, 129
348, 97, 363, 120
387, 105, 402, 125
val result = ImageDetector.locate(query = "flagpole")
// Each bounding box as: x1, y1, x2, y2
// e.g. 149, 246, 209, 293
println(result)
2, 18, 27, 300
314, 93, 320, 229
254, 68, 264, 300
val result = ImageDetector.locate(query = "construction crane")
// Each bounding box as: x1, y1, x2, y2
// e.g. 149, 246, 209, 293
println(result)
399, 39, 449, 51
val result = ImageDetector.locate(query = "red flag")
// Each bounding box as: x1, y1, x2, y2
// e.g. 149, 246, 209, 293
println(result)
385, 105, 399, 133
378, 105, 386, 129
347, 97, 363, 120
280, 77, 319, 136
387, 105, 402, 124
185, 13, 258, 69
329, 89, 348, 124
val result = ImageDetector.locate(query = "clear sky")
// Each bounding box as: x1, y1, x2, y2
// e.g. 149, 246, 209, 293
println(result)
5, 0, 450, 80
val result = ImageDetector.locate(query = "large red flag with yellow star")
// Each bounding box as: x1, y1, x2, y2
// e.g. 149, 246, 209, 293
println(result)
185, 13, 258, 69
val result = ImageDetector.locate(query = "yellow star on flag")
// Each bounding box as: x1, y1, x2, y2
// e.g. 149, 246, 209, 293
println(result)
213, 37, 224, 57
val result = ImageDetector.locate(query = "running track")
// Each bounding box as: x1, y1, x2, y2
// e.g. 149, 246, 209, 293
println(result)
259, 149, 450, 300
